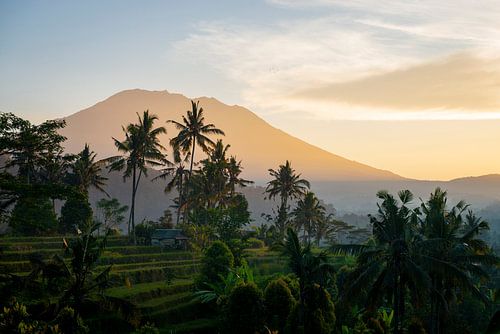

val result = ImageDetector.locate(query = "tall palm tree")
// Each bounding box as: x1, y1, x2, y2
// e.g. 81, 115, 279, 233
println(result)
292, 191, 326, 244
107, 110, 167, 243
418, 188, 498, 334
227, 156, 253, 196
333, 190, 430, 334
280, 228, 336, 330
168, 100, 225, 177
265, 160, 310, 236
154, 148, 190, 224
70, 144, 108, 197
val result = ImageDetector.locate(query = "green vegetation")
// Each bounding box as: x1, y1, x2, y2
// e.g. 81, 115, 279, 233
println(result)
1, 107, 498, 333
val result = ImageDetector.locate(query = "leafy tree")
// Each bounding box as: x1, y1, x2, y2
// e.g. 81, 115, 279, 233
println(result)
60, 196, 93, 232
168, 100, 225, 177
292, 191, 326, 244
286, 284, 336, 334
197, 240, 234, 287
264, 278, 295, 333
0, 113, 66, 184
108, 110, 167, 243
9, 195, 57, 235
157, 209, 174, 228
95, 197, 128, 231
266, 161, 310, 237
226, 283, 265, 334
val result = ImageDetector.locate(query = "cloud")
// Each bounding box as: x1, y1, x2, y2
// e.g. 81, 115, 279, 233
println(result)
294, 53, 500, 111
172, 1, 500, 120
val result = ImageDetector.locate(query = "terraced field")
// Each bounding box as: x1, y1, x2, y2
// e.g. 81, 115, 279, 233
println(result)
0, 236, 287, 333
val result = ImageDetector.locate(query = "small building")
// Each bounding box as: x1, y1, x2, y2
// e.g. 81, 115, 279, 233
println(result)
151, 229, 188, 249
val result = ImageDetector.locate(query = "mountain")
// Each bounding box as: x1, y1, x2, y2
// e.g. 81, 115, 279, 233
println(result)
61, 89, 500, 228
60, 89, 402, 182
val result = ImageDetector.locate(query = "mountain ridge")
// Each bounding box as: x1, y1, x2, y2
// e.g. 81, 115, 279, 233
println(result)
60, 89, 403, 182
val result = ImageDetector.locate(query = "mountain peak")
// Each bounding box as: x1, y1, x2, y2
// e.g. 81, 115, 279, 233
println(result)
61, 89, 403, 181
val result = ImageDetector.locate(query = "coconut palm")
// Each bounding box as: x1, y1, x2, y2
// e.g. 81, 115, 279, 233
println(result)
265, 160, 310, 236
154, 148, 190, 224
107, 110, 167, 243
168, 100, 225, 177
227, 156, 253, 196
292, 191, 326, 244
279, 228, 336, 330
70, 144, 108, 197
418, 188, 499, 334
333, 190, 430, 334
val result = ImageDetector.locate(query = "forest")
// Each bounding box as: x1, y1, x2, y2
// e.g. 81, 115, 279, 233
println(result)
0, 103, 499, 334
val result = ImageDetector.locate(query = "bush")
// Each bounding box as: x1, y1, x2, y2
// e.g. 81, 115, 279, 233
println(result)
264, 278, 295, 333
247, 238, 265, 249
226, 283, 265, 334
285, 284, 336, 334
9, 196, 57, 235
197, 241, 234, 287
60, 197, 93, 233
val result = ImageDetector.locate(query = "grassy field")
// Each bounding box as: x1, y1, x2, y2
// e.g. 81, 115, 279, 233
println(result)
0, 235, 289, 333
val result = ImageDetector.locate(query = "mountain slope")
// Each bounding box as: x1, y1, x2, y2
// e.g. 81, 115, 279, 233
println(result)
61, 89, 402, 181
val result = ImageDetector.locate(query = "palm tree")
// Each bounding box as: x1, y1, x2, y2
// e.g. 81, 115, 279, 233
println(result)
280, 228, 336, 330
108, 111, 167, 243
70, 144, 108, 197
227, 156, 253, 196
154, 148, 190, 224
418, 188, 498, 334
314, 214, 352, 246
265, 160, 310, 236
168, 100, 225, 177
333, 190, 430, 334
292, 191, 326, 244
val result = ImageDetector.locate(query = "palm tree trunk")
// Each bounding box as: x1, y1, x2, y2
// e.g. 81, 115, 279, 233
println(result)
189, 137, 196, 177
129, 167, 137, 245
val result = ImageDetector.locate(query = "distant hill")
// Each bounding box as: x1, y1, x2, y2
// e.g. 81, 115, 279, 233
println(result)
60, 89, 402, 182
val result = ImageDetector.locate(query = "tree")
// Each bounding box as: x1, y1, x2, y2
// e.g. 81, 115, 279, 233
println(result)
0, 113, 66, 185
168, 100, 225, 177
197, 240, 234, 287
60, 196, 93, 233
108, 110, 167, 243
154, 148, 190, 224
280, 228, 336, 332
292, 191, 326, 244
333, 190, 429, 334
226, 283, 265, 334
418, 188, 499, 334
95, 197, 128, 232
265, 161, 310, 237
9, 195, 57, 235
68, 144, 108, 197
264, 278, 295, 333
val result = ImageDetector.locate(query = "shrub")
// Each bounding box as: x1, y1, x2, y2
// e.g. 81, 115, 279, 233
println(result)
285, 284, 336, 334
197, 241, 233, 287
264, 278, 295, 333
226, 283, 265, 334
60, 197, 93, 233
55, 306, 89, 334
10, 196, 57, 235
247, 237, 265, 249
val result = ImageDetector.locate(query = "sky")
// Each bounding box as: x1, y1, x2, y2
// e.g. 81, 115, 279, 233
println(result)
1, 0, 500, 180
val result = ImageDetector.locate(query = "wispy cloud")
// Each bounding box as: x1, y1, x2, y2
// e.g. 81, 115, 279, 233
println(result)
173, 1, 500, 120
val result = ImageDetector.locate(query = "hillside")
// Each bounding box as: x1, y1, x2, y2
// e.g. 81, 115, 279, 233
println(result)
60, 89, 402, 182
